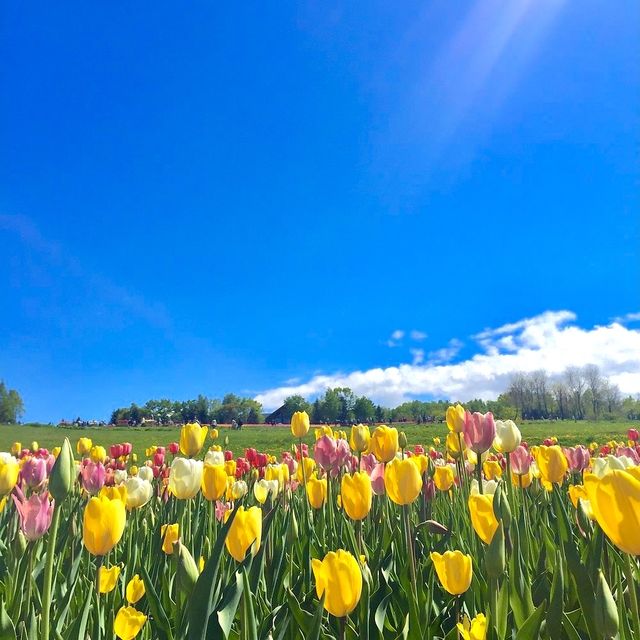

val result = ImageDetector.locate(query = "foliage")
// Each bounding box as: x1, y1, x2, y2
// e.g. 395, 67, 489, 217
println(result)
0, 380, 24, 423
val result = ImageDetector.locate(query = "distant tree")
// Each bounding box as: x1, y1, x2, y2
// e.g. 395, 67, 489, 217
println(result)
583, 364, 603, 419
0, 381, 25, 424
354, 396, 376, 422
282, 395, 312, 422
565, 367, 586, 419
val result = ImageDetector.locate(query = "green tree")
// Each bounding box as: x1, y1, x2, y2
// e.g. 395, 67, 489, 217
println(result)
354, 396, 376, 422
282, 395, 312, 422
0, 382, 24, 423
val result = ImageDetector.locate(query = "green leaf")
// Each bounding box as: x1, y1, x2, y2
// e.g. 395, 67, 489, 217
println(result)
187, 505, 239, 640
61, 579, 92, 640
515, 600, 547, 640
141, 565, 173, 640
216, 571, 244, 639
545, 552, 564, 640
241, 567, 258, 640
306, 593, 325, 640
0, 599, 16, 640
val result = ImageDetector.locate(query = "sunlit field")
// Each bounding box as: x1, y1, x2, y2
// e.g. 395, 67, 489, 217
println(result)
0, 420, 631, 457
0, 413, 638, 639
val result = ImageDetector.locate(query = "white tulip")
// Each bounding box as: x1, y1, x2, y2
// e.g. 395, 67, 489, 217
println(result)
493, 420, 521, 453
168, 457, 203, 499
138, 465, 154, 482
125, 476, 153, 509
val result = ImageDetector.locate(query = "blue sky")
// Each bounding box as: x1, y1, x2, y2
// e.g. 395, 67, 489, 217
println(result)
1, 1, 639, 421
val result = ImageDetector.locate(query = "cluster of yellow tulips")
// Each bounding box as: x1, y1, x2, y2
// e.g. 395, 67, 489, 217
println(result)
0, 409, 638, 639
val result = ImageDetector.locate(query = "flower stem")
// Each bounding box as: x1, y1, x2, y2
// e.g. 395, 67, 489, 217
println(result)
41, 504, 61, 640
625, 554, 640, 639
476, 456, 483, 494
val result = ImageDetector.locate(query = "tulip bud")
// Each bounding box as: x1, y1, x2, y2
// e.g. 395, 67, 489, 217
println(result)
485, 521, 506, 578
398, 431, 408, 450
49, 438, 75, 503
493, 483, 511, 531
287, 509, 299, 547
175, 541, 199, 599
594, 570, 618, 639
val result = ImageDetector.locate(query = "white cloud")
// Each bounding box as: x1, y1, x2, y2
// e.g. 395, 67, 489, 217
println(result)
386, 329, 405, 347
255, 310, 640, 409
410, 330, 428, 341
612, 311, 640, 324
410, 348, 425, 365
427, 338, 464, 364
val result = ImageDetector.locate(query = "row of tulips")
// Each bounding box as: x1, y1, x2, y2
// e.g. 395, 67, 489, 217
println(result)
0, 412, 638, 639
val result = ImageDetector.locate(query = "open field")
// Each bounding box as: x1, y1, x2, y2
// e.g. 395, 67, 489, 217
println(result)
1, 419, 635, 456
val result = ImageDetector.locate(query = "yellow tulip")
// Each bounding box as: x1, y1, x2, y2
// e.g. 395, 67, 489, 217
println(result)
126, 574, 145, 604
83, 496, 126, 556
99, 565, 121, 593
584, 469, 640, 555
296, 457, 316, 484
369, 426, 399, 463
535, 446, 568, 485
291, 411, 310, 438
179, 423, 208, 457
0, 497, 6, 513
315, 426, 333, 440
483, 460, 502, 481
468, 494, 499, 544
77, 437, 93, 456
433, 465, 455, 492
90, 445, 107, 463
511, 471, 532, 488
341, 472, 372, 521
457, 613, 487, 640
10, 442, 21, 457
52, 446, 61, 458
431, 550, 473, 595
0, 454, 20, 495
202, 463, 227, 501
265, 464, 287, 491
161, 523, 180, 554
446, 404, 466, 433
446, 432, 466, 460
30, 441, 39, 452
410, 454, 429, 475
209, 428, 219, 440
114, 606, 147, 640
312, 549, 362, 618
100, 485, 128, 504
384, 457, 422, 505
225, 506, 262, 562
224, 459, 237, 478
306, 474, 327, 509
349, 424, 371, 454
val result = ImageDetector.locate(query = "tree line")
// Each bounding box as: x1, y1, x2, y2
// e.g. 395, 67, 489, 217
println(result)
0, 381, 24, 424
506, 365, 640, 420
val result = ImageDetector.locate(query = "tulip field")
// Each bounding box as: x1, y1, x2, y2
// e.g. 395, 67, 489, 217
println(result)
0, 411, 639, 640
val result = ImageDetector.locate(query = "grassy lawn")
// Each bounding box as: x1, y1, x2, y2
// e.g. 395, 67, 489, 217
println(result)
0, 419, 634, 458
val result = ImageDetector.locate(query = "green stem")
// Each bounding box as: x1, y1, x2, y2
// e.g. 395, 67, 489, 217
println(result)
25, 542, 34, 619
625, 554, 640, 639
95, 555, 104, 640
403, 505, 417, 592
476, 455, 483, 495
41, 505, 62, 640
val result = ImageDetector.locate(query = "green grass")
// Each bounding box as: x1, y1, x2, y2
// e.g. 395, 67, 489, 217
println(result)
0, 419, 634, 458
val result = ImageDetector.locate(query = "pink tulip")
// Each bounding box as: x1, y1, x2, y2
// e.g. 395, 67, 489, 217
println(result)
81, 461, 106, 495
155, 446, 166, 455
215, 500, 232, 522
510, 445, 532, 475
617, 446, 640, 464
21, 457, 48, 488
463, 411, 496, 454
12, 490, 55, 541
110, 444, 124, 459
335, 439, 351, 468
564, 446, 590, 472
121, 442, 133, 456
370, 463, 386, 496
168, 442, 180, 455
314, 435, 338, 470
45, 455, 55, 475
153, 452, 165, 467
359, 453, 377, 474
423, 478, 436, 501
629, 428, 639, 442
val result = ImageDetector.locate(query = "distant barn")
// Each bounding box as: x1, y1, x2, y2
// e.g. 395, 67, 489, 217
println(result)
264, 405, 287, 424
